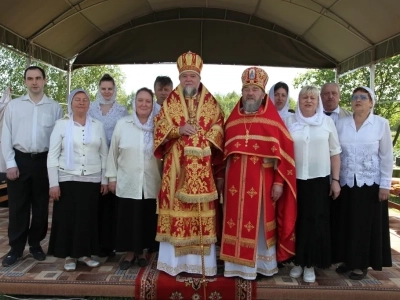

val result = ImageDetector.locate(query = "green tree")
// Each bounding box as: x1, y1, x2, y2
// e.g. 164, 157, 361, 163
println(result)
0, 47, 128, 109
293, 55, 400, 126
215, 91, 240, 118
288, 97, 296, 111
0, 47, 27, 98
125, 91, 136, 113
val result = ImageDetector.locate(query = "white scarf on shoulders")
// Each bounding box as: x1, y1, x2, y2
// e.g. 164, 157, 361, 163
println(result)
289, 96, 324, 132
131, 94, 157, 160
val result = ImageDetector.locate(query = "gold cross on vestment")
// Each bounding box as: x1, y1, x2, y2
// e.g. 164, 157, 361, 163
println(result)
229, 185, 238, 195
247, 187, 257, 198
245, 130, 250, 147
244, 221, 255, 232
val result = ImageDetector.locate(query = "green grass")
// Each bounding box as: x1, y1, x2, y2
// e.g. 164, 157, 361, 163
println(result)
390, 195, 400, 205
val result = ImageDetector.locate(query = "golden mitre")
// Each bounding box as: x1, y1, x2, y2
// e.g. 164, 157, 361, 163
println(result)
177, 51, 203, 76
241, 67, 269, 91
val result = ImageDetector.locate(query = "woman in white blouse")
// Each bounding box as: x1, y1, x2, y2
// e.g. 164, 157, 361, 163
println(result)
47, 89, 109, 271
106, 87, 161, 270
285, 86, 341, 283
332, 86, 392, 280
88, 74, 128, 257
269, 81, 293, 120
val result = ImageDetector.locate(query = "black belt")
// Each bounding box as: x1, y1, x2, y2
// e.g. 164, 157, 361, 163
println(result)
14, 148, 48, 159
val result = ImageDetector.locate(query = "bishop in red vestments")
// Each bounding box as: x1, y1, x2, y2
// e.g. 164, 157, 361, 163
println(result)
154, 51, 224, 276
221, 67, 297, 280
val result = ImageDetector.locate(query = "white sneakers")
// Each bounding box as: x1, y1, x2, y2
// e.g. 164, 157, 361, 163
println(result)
303, 267, 316, 283
290, 265, 316, 283
78, 256, 100, 267
64, 256, 100, 271
289, 265, 303, 278
64, 257, 77, 271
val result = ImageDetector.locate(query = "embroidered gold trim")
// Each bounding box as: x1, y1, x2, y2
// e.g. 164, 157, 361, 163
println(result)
220, 254, 256, 268
175, 245, 211, 257
225, 117, 292, 140
175, 190, 218, 203
262, 162, 274, 168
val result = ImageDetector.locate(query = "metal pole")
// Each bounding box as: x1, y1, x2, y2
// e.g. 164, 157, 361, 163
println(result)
26, 56, 31, 69
334, 67, 339, 83
369, 63, 376, 90
370, 46, 376, 89
67, 61, 72, 95
26, 42, 33, 68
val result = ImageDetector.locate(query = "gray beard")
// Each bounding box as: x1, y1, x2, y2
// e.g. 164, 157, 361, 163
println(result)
183, 86, 197, 97
242, 98, 262, 113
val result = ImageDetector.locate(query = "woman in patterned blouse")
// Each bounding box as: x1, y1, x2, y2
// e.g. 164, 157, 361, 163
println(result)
332, 86, 393, 280
88, 74, 128, 257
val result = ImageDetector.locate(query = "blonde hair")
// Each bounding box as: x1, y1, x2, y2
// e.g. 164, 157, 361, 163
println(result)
299, 85, 320, 100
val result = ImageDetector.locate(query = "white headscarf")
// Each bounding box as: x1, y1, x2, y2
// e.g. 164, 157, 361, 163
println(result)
65, 89, 93, 170
95, 84, 117, 104
131, 90, 157, 160
269, 82, 292, 119
289, 92, 324, 132
359, 86, 376, 112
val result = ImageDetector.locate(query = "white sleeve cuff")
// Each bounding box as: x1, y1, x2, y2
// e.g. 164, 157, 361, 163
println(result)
6, 160, 17, 169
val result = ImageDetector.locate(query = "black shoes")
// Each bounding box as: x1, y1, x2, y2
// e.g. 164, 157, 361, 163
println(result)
336, 263, 367, 280
119, 255, 148, 270
349, 269, 368, 280
2, 250, 22, 267
29, 246, 46, 261
2, 246, 45, 267
119, 259, 133, 270
138, 257, 148, 268
335, 264, 349, 274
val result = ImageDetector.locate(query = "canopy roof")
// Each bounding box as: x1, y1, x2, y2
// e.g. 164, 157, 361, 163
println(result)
1, 0, 399, 74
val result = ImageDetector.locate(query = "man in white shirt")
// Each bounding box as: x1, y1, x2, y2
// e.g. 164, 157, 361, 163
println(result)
1, 66, 63, 267
320, 83, 352, 124
154, 76, 173, 106
150, 76, 173, 253
153, 76, 173, 115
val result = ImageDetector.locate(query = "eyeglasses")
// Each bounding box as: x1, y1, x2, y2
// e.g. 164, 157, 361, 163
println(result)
351, 94, 369, 101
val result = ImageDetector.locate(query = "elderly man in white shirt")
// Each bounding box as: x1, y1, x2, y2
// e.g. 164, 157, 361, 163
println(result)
320, 83, 352, 124
106, 87, 161, 270
1, 66, 62, 267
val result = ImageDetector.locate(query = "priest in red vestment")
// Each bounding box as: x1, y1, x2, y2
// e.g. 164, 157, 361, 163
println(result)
153, 51, 225, 276
221, 67, 297, 280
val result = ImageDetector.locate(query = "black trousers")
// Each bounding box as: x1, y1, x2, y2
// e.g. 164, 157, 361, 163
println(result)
7, 149, 49, 254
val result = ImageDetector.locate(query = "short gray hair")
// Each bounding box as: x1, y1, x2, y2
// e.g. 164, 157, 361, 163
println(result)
321, 82, 340, 94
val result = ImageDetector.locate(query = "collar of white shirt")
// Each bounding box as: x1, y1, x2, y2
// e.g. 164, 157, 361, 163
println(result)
347, 112, 374, 127
325, 106, 340, 115
21, 94, 53, 104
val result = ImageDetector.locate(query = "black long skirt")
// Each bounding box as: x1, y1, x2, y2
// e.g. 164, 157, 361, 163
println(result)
98, 192, 119, 253
115, 197, 157, 254
48, 181, 101, 258
331, 182, 392, 270
295, 176, 331, 268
